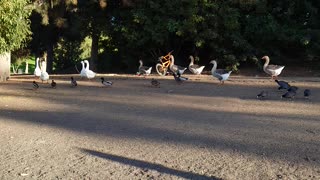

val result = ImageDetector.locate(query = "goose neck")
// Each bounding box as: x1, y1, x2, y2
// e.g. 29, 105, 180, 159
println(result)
189, 56, 194, 66
263, 57, 270, 69
85, 61, 90, 70
170, 55, 175, 65
211, 61, 217, 74
81, 61, 85, 70
36, 58, 39, 68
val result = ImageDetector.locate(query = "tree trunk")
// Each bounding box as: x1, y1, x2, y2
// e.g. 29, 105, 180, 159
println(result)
25, 61, 29, 74
90, 32, 99, 71
46, 43, 54, 73
0, 52, 11, 82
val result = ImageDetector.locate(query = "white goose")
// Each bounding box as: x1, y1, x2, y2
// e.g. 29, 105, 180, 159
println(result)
40, 60, 49, 83
34, 58, 41, 77
84, 60, 96, 79
80, 61, 86, 78
138, 60, 152, 75
188, 55, 205, 75
209, 60, 232, 85
169, 55, 187, 75
261, 56, 285, 79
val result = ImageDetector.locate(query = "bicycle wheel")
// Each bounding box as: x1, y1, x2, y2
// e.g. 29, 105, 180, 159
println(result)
156, 63, 167, 76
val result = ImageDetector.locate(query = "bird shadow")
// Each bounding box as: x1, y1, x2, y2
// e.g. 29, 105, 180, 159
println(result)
80, 148, 221, 180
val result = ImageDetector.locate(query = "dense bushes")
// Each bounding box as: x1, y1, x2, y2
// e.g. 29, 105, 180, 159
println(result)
26, 0, 320, 73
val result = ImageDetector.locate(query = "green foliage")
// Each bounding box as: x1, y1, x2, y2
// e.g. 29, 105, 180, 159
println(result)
53, 38, 83, 71
0, 0, 33, 53
80, 36, 92, 59
11, 46, 35, 74
22, 0, 320, 72
11, 56, 35, 74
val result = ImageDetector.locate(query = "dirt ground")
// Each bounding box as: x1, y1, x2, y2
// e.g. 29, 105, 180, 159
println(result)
0, 73, 319, 180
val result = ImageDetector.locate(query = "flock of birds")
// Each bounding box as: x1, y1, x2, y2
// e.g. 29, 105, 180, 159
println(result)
137, 54, 232, 85
256, 79, 311, 100
255, 56, 312, 100
32, 59, 113, 90
31, 55, 312, 100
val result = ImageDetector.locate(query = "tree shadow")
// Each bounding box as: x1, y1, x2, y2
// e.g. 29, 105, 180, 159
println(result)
80, 148, 221, 180
0, 106, 319, 166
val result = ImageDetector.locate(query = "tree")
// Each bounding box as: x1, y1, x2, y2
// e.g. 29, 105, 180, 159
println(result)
0, 0, 33, 81
0, 0, 33, 53
109, 0, 204, 64
30, 0, 78, 73
77, 0, 109, 71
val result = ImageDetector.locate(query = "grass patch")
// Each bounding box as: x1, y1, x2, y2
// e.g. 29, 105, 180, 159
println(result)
11, 56, 36, 74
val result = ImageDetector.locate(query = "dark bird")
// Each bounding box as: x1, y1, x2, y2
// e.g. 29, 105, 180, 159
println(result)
304, 89, 311, 99
275, 80, 290, 90
32, 81, 39, 90
151, 78, 160, 88
100, 77, 113, 87
173, 72, 188, 84
281, 91, 296, 99
288, 86, 298, 92
51, 80, 57, 88
257, 90, 268, 99
71, 77, 77, 87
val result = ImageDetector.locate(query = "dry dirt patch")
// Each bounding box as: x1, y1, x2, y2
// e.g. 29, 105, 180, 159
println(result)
0, 74, 319, 179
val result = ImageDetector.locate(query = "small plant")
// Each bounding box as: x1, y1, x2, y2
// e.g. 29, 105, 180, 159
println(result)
223, 54, 240, 72
11, 60, 24, 74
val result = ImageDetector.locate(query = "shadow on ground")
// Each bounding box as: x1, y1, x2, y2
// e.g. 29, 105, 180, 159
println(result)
80, 148, 220, 180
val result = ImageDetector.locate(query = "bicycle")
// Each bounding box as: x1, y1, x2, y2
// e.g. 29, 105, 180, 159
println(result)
155, 51, 173, 76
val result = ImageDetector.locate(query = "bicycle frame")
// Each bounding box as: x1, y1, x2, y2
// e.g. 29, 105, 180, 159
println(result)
156, 51, 173, 76
159, 51, 173, 69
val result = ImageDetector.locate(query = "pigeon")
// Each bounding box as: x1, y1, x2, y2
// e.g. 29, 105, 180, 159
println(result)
71, 77, 77, 87
257, 90, 268, 99
304, 89, 311, 99
32, 81, 39, 90
51, 80, 57, 88
288, 86, 298, 92
151, 78, 160, 88
100, 77, 113, 87
173, 72, 188, 83
275, 80, 290, 90
281, 91, 296, 99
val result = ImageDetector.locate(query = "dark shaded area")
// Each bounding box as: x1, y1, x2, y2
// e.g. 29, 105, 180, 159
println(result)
25, 1, 320, 73
81, 148, 220, 180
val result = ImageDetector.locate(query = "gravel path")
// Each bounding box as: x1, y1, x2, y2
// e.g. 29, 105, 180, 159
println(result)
0, 74, 319, 179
